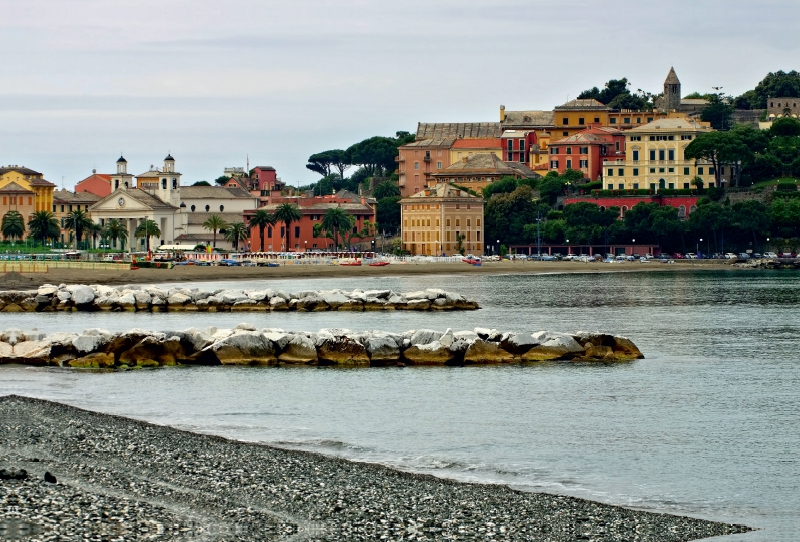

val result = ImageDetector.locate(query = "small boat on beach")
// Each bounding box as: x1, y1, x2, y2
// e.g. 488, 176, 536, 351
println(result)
368, 261, 389, 267
339, 259, 362, 266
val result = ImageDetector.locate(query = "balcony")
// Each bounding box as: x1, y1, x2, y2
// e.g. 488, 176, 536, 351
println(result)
423, 156, 431, 163
395, 156, 404, 162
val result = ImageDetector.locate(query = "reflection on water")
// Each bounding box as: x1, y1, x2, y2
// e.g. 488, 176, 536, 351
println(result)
2, 270, 800, 541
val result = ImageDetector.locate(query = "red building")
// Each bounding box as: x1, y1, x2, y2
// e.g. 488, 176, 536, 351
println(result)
548, 125, 626, 181
75, 170, 112, 197
244, 190, 376, 252
224, 166, 286, 205
564, 193, 700, 219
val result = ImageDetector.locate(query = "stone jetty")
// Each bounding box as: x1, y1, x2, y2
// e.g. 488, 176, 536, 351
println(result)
0, 284, 479, 312
0, 326, 643, 368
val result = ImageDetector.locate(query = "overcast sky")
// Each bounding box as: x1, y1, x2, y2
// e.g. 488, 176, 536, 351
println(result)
2, 0, 799, 189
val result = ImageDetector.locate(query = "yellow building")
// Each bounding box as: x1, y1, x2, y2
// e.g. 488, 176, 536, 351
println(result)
0, 166, 56, 215
400, 183, 484, 256
449, 138, 503, 164
609, 118, 730, 191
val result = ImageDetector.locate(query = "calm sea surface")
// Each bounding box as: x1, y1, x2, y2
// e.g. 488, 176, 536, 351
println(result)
2, 270, 799, 541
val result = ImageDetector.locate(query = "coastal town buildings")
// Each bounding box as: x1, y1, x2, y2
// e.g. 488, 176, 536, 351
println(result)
75, 170, 112, 198
397, 139, 455, 197
399, 183, 484, 256
548, 125, 626, 180
431, 154, 539, 193
0, 166, 56, 215
449, 138, 503, 163
245, 190, 376, 252
52, 189, 101, 246
612, 118, 730, 191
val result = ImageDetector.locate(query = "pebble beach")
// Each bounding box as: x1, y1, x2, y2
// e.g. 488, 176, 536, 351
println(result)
1, 395, 750, 541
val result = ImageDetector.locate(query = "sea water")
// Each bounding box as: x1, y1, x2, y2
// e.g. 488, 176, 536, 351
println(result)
1, 270, 798, 541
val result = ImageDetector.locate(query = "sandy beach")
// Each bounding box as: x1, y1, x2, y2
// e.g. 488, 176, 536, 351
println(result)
0, 395, 750, 541
0, 259, 739, 288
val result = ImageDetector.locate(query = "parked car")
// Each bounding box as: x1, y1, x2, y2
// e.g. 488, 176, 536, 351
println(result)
780, 252, 796, 258
738, 253, 750, 260
615, 255, 627, 261
764, 252, 778, 259
672, 253, 685, 259
725, 253, 738, 259
639, 256, 650, 263
541, 254, 556, 261
685, 253, 698, 259
626, 255, 636, 261
603, 257, 614, 263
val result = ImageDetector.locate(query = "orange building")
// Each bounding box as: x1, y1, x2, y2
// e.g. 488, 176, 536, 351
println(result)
432, 154, 540, 193
75, 170, 112, 197
397, 139, 454, 197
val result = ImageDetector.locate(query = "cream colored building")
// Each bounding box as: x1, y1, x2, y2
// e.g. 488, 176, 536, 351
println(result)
609, 118, 731, 191
399, 183, 484, 256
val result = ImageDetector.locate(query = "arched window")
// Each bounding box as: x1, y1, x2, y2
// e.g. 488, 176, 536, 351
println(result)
621, 205, 628, 218
191, 205, 195, 212
161, 178, 167, 189
124, 181, 129, 189
205, 205, 210, 212
690, 205, 697, 213
678, 205, 686, 218
114, 180, 119, 189
172, 178, 177, 189
599, 206, 606, 211
219, 205, 224, 212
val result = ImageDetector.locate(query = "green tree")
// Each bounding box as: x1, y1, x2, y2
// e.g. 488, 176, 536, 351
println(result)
202, 215, 228, 248
321, 207, 353, 249
134, 219, 162, 252
273, 203, 302, 251
65, 209, 94, 246
214, 175, 231, 186
27, 211, 60, 246
484, 185, 537, 246
578, 77, 632, 105
1, 211, 25, 240
248, 210, 276, 252
346, 136, 400, 177
376, 196, 401, 234
684, 131, 751, 187
373, 180, 401, 200
699, 96, 734, 130
88, 222, 103, 249
192, 181, 211, 186
102, 219, 128, 251
224, 222, 249, 250
734, 71, 800, 110
537, 172, 567, 205
732, 200, 770, 250
482, 176, 519, 199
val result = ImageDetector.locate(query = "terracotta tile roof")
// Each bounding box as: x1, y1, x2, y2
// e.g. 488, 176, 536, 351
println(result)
401, 138, 456, 149
416, 123, 502, 139
0, 166, 43, 177
550, 133, 608, 145
258, 202, 374, 214
399, 183, 482, 202
627, 118, 710, 132
122, 189, 178, 210
501, 110, 554, 128
186, 212, 245, 226
28, 178, 56, 187
53, 189, 102, 203
555, 98, 608, 110
435, 153, 540, 178
452, 138, 502, 149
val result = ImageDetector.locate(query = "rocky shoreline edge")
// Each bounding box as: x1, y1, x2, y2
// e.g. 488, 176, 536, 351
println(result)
0, 395, 751, 541
0, 284, 480, 313
0, 326, 645, 367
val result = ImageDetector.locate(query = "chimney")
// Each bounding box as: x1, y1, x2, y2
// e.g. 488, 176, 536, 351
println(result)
462, 157, 468, 163
361, 196, 366, 205
500, 105, 506, 122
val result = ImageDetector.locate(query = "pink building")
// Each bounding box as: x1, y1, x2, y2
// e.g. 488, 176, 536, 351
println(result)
75, 171, 112, 197
548, 125, 626, 181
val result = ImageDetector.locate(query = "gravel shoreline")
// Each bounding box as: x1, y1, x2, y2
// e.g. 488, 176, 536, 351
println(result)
0, 395, 750, 541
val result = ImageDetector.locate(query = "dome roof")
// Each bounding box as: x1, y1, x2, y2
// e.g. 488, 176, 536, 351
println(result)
164, 154, 175, 161
117, 156, 127, 163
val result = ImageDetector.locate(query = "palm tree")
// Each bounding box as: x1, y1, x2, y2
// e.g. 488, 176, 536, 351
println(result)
1, 211, 25, 240
202, 215, 228, 248
134, 219, 162, 252
88, 222, 103, 250
273, 203, 301, 252
66, 209, 93, 247
248, 209, 276, 252
27, 211, 60, 247
321, 207, 353, 249
102, 219, 128, 251
373, 180, 401, 200
224, 222, 249, 250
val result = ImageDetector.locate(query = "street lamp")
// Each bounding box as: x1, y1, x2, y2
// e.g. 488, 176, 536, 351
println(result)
496, 239, 500, 257
698, 238, 702, 258
566, 239, 570, 255
632, 238, 635, 257
304, 240, 307, 252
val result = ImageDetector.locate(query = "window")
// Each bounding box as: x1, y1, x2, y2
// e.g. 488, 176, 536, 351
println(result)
446, 218, 450, 227
668, 167, 674, 173
678, 205, 686, 218
659, 168, 665, 173
191, 205, 195, 212
550, 147, 558, 154
647, 117, 653, 122
684, 167, 690, 175
615, 141, 620, 151
720, 166, 725, 174
624, 118, 631, 124
579, 147, 588, 154
566, 159, 572, 169
668, 149, 675, 161
578, 117, 585, 125
519, 139, 525, 149
650, 150, 656, 161
698, 167, 704, 175
681, 135, 692, 140
658, 150, 665, 161
607, 184, 613, 190
414, 162, 419, 170
617, 183, 624, 190
616, 168, 622, 176
632, 150, 639, 161
580, 160, 588, 168
507, 140, 513, 150
708, 182, 715, 188
637, 118, 642, 124
630, 136, 641, 141
519, 153, 525, 163
456, 219, 460, 227
566, 147, 572, 155
52, 204, 56, 212
650, 183, 656, 190
709, 167, 716, 175
267, 226, 272, 238
562, 131, 568, 136
633, 183, 639, 189
562, 117, 569, 125
205, 205, 210, 212
219, 205, 224, 211
437, 162, 442, 169
649, 168, 656, 173
668, 183, 675, 189
550, 160, 559, 169
610, 118, 617, 124
608, 168, 614, 176
633, 168, 639, 176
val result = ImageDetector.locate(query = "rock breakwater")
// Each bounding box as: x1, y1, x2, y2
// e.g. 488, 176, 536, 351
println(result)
0, 284, 479, 312
0, 326, 644, 368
